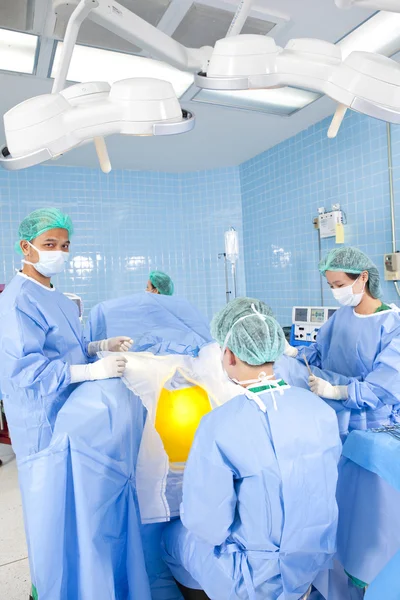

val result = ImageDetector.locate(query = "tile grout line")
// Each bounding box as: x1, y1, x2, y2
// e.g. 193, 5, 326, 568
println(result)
0, 556, 29, 568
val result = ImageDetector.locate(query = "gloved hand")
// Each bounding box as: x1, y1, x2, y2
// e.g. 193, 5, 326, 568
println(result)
284, 340, 298, 358
309, 375, 348, 400
70, 355, 128, 383
103, 336, 133, 352
88, 336, 133, 356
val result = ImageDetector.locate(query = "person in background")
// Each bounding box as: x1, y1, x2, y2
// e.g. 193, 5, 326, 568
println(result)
285, 246, 400, 431
146, 270, 174, 296
0, 207, 133, 461
162, 297, 341, 600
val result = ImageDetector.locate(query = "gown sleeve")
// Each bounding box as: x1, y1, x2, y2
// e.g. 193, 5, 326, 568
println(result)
295, 313, 338, 369
83, 302, 107, 344
0, 306, 72, 395
345, 333, 400, 410
181, 413, 237, 547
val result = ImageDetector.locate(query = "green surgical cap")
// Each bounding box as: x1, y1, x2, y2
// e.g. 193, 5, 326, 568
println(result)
319, 246, 382, 299
16, 208, 74, 254
149, 271, 174, 296
211, 297, 284, 365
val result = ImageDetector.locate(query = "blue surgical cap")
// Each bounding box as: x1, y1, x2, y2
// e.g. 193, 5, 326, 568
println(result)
319, 246, 382, 299
211, 297, 284, 365
149, 271, 174, 296
16, 208, 73, 254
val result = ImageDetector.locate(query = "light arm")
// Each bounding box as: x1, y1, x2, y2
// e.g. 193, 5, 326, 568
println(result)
53, 0, 213, 75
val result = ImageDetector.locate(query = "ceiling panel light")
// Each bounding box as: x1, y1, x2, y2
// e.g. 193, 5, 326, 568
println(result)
338, 12, 400, 59
192, 87, 320, 116
0, 28, 38, 75
51, 43, 194, 98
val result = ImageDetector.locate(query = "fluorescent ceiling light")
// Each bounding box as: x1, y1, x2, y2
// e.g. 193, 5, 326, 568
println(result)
192, 87, 320, 116
51, 43, 194, 98
338, 12, 400, 59
0, 28, 38, 75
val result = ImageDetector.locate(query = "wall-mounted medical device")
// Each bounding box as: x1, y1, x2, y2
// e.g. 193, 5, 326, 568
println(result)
291, 306, 338, 344
384, 253, 400, 281
318, 210, 344, 240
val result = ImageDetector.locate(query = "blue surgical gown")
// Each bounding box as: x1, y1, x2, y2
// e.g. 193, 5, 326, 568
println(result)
275, 355, 354, 438
85, 292, 212, 356
0, 273, 88, 459
18, 379, 154, 600
298, 307, 400, 430
162, 385, 341, 600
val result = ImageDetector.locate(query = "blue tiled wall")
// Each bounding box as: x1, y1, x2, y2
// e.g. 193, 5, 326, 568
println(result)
2, 111, 400, 329
240, 112, 400, 325
0, 166, 244, 321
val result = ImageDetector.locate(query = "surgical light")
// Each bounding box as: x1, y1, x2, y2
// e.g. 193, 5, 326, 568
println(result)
195, 29, 400, 137
0, 0, 197, 174
1, 78, 194, 172
2, 0, 400, 172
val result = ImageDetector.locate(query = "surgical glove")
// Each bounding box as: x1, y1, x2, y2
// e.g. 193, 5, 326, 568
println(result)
70, 355, 128, 383
87, 336, 133, 356
309, 375, 348, 400
284, 340, 298, 358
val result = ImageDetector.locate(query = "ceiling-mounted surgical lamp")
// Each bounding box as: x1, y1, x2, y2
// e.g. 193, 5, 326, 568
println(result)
195, 33, 400, 138
0, 0, 200, 173
1, 79, 194, 172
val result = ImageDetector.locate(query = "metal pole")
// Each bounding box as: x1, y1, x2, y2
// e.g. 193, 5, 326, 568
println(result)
318, 228, 324, 305
226, 0, 254, 37
386, 122, 400, 298
232, 263, 238, 299
219, 253, 231, 303
52, 0, 97, 93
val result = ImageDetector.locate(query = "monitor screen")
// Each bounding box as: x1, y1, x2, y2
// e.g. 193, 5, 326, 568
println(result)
327, 308, 337, 319
295, 308, 308, 322
310, 308, 324, 323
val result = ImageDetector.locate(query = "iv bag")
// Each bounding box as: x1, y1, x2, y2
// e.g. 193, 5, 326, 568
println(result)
225, 228, 239, 264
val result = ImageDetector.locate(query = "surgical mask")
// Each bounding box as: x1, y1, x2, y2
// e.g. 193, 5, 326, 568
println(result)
331, 275, 365, 307
23, 241, 69, 277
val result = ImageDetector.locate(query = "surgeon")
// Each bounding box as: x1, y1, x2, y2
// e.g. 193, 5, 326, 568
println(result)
162, 297, 341, 600
146, 270, 174, 295
285, 246, 400, 431
0, 207, 133, 460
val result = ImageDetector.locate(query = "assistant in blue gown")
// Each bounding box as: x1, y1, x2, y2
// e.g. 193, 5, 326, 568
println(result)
0, 272, 88, 459
162, 298, 341, 600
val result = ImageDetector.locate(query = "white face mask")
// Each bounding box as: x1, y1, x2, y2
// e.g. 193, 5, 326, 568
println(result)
331, 275, 365, 307
23, 241, 69, 278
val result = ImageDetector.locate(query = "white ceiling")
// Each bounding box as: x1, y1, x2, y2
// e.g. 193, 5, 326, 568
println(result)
0, 0, 375, 172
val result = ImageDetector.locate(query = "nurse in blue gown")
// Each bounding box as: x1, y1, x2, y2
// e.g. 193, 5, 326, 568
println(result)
162, 297, 341, 600
283, 247, 400, 596
285, 247, 400, 431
